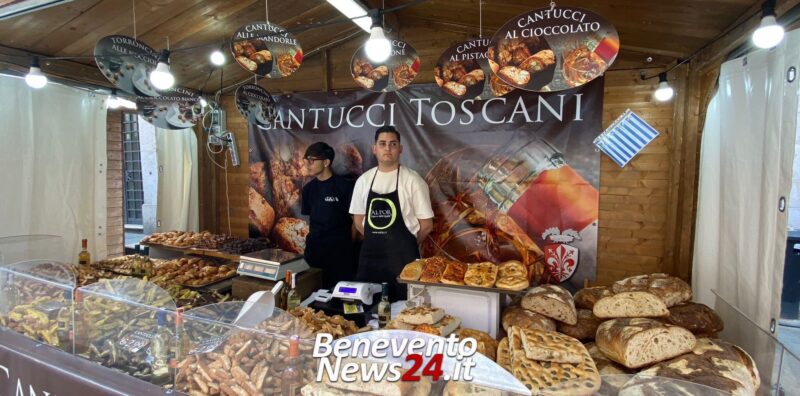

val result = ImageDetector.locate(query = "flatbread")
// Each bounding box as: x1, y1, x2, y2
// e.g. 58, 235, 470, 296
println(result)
419, 257, 449, 283
399, 260, 424, 281
441, 261, 467, 285
497, 337, 511, 372
512, 326, 585, 364
510, 339, 601, 396
495, 275, 529, 291
498, 260, 527, 278
464, 262, 498, 288
413, 315, 461, 337
396, 306, 445, 325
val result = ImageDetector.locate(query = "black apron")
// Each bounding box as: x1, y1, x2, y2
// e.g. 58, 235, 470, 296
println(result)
356, 168, 419, 301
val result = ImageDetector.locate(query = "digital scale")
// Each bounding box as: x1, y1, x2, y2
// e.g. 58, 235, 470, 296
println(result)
237, 248, 309, 281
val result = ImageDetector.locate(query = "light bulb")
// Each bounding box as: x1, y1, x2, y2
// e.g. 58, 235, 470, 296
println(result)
107, 89, 120, 109
150, 49, 175, 90
210, 50, 225, 66
199, 95, 208, 108
25, 57, 47, 89
365, 26, 391, 63
752, 15, 784, 49
654, 81, 674, 102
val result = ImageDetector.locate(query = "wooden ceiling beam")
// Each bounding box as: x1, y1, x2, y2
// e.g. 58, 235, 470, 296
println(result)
0, 44, 111, 88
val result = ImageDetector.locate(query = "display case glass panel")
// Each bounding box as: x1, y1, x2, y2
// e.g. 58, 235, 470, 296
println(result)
0, 259, 76, 352
76, 278, 177, 386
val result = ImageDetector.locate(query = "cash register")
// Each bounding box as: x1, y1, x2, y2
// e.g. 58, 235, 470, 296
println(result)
309, 281, 382, 327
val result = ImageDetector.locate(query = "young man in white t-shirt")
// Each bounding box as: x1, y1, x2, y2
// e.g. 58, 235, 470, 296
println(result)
349, 126, 433, 300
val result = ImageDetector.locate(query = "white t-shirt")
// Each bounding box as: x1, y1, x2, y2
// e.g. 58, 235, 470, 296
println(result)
349, 165, 434, 236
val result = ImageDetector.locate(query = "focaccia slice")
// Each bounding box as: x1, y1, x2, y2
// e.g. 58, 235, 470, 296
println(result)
441, 261, 467, 285
512, 326, 585, 364
396, 306, 445, 325
419, 257, 448, 283
413, 315, 461, 337
464, 262, 498, 288
511, 342, 601, 396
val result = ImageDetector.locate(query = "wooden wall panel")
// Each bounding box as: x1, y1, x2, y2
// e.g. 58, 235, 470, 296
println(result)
106, 110, 124, 257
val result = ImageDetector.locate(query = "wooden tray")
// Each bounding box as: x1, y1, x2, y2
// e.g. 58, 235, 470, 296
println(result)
397, 278, 529, 296
177, 272, 239, 289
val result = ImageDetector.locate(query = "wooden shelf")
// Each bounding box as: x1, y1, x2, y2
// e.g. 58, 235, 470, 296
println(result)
397, 278, 529, 296
141, 242, 241, 261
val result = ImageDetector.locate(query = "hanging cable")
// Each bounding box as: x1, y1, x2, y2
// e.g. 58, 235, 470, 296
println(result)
479, 0, 482, 38
132, 0, 137, 39
265, 0, 269, 22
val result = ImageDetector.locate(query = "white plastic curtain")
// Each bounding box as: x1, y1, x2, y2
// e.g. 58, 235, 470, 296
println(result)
0, 74, 108, 262
155, 127, 199, 233
693, 30, 800, 331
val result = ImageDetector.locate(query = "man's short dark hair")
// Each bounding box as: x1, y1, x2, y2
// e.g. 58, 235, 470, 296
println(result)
374, 125, 400, 142
305, 142, 335, 163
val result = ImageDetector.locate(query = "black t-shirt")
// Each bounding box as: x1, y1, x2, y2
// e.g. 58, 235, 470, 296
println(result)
301, 174, 354, 239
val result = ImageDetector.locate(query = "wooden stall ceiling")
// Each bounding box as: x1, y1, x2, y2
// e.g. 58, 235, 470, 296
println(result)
0, 0, 790, 283
0, 0, 759, 91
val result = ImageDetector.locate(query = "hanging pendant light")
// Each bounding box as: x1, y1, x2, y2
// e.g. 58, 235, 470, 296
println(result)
210, 48, 225, 66
653, 72, 674, 102
25, 56, 48, 89
198, 91, 208, 108
150, 49, 175, 90
753, 0, 784, 49
364, 11, 391, 63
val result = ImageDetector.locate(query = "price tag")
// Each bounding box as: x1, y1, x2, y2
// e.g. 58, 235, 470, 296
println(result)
118, 330, 154, 353
188, 336, 227, 355
343, 302, 364, 314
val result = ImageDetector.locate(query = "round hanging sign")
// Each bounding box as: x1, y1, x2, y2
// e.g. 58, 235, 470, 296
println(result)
94, 35, 161, 97
488, 6, 619, 92
137, 87, 202, 130
235, 84, 277, 126
230, 21, 303, 78
351, 39, 420, 92
434, 37, 515, 99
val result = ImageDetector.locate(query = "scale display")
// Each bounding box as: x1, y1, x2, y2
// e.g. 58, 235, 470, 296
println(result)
237, 248, 308, 281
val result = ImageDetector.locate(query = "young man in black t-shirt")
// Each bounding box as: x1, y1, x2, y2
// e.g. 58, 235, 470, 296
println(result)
301, 142, 356, 289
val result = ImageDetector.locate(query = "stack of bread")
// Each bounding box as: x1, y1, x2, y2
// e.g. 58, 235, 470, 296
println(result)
399, 257, 530, 291
385, 306, 462, 337
498, 273, 760, 395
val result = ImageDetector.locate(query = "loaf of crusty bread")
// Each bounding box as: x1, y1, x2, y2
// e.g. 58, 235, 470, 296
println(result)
593, 291, 669, 318
631, 338, 760, 396
595, 318, 697, 369
612, 273, 692, 307
557, 308, 604, 341
661, 302, 724, 336
574, 286, 614, 309
502, 305, 557, 332
584, 342, 634, 375
521, 285, 577, 325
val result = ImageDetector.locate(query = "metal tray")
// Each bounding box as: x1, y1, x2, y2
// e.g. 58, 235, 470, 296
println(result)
397, 278, 529, 296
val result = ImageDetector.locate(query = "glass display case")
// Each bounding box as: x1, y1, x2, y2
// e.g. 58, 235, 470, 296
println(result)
0, 259, 76, 352
76, 278, 177, 386
177, 302, 316, 395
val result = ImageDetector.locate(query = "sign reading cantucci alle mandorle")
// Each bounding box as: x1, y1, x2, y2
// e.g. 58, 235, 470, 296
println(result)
488, 6, 619, 92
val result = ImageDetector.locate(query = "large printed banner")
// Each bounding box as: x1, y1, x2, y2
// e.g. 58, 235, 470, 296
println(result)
248, 80, 602, 288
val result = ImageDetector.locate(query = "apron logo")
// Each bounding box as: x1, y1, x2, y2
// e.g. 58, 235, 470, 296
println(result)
367, 198, 397, 230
